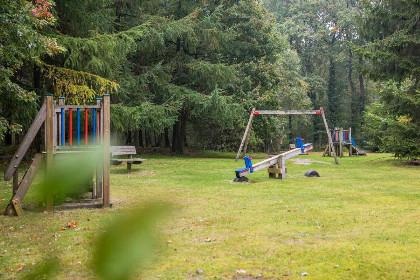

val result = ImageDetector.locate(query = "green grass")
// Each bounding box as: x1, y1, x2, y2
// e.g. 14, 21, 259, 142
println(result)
0, 152, 419, 279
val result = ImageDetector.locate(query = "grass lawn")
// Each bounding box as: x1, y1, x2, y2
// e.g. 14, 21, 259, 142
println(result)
0, 152, 419, 279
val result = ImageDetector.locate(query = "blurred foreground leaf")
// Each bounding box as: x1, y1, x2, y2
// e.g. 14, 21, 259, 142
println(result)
40, 150, 101, 204
93, 203, 171, 280
22, 257, 60, 280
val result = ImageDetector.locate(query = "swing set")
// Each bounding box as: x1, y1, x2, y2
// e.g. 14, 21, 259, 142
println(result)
234, 108, 338, 181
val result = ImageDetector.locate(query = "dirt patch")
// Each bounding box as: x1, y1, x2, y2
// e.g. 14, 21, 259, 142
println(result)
291, 158, 330, 165
404, 160, 420, 166
132, 169, 156, 175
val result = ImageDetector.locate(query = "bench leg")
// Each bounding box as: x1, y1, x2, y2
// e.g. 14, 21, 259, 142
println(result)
127, 162, 132, 171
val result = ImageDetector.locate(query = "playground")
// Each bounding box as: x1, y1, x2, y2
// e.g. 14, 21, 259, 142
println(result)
0, 152, 419, 279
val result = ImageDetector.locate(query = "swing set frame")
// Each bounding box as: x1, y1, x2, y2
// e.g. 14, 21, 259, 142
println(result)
235, 108, 339, 165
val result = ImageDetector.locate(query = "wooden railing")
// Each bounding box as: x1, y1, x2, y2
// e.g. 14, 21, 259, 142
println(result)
4, 94, 111, 216
4, 103, 46, 181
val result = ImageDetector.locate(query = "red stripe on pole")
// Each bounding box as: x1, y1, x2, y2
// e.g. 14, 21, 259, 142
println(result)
316, 110, 322, 114
69, 109, 72, 146
85, 109, 88, 145
254, 111, 260, 115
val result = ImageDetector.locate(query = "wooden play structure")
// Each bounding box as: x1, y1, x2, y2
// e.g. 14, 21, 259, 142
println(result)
323, 127, 366, 157
234, 138, 313, 181
3, 94, 111, 216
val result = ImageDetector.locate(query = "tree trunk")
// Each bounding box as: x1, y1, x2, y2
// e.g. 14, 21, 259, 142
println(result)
114, 0, 122, 31
348, 50, 356, 96
328, 56, 338, 127
172, 122, 179, 152
164, 128, 171, 148
33, 65, 42, 152
135, 130, 140, 147
126, 131, 132, 145
172, 105, 187, 154
327, 35, 338, 127
349, 49, 357, 128
288, 115, 293, 144
145, 130, 152, 147
359, 57, 365, 113
177, 106, 187, 154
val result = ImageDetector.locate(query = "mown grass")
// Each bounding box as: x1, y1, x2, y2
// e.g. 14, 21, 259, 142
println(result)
0, 152, 419, 279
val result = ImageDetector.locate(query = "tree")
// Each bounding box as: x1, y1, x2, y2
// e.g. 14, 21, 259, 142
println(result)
263, 0, 369, 146
357, 0, 420, 160
0, 0, 57, 142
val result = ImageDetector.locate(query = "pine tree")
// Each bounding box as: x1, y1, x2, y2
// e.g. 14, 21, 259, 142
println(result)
358, 0, 420, 160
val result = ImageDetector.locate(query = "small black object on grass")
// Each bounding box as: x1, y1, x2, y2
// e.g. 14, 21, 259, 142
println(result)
233, 177, 249, 182
305, 170, 320, 177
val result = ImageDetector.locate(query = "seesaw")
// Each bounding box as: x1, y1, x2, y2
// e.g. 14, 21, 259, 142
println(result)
234, 139, 313, 182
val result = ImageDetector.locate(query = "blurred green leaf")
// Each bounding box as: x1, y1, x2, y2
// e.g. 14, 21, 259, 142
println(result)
39, 149, 102, 204
93, 203, 171, 280
22, 257, 60, 280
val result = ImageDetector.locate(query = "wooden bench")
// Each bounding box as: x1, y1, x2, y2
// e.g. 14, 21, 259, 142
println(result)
110, 146, 146, 170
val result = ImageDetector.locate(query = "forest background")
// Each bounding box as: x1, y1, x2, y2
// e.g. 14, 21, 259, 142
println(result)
1, 0, 419, 159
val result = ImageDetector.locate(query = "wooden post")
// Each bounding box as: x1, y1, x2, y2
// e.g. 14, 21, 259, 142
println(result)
4, 103, 46, 181
328, 129, 331, 156
349, 127, 353, 156
320, 108, 339, 164
280, 155, 286, 179
102, 95, 111, 207
236, 108, 255, 161
95, 98, 103, 199
96, 98, 101, 144
45, 94, 54, 211
268, 165, 276, 179
53, 101, 57, 147
13, 169, 18, 196
339, 128, 343, 157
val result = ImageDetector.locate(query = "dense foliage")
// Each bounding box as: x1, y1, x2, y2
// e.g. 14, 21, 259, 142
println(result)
0, 0, 418, 158
358, 0, 420, 159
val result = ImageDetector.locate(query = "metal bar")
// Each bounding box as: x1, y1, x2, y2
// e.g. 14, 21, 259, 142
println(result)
254, 110, 320, 115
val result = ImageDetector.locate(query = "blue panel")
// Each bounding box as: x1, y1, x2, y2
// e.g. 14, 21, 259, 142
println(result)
61, 108, 64, 146
77, 108, 80, 145
92, 108, 96, 144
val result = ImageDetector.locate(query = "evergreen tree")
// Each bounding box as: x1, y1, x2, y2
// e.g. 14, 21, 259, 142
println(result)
358, 0, 420, 160
0, 0, 57, 141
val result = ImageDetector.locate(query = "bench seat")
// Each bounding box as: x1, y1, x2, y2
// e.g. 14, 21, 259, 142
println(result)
110, 146, 146, 170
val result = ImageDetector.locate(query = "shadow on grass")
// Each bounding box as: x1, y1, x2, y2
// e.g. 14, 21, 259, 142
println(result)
111, 168, 143, 175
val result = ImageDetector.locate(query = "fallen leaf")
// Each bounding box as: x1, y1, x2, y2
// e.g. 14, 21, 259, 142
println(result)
236, 269, 246, 274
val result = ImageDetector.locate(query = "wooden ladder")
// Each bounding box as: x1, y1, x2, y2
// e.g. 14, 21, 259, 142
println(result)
4, 154, 44, 216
